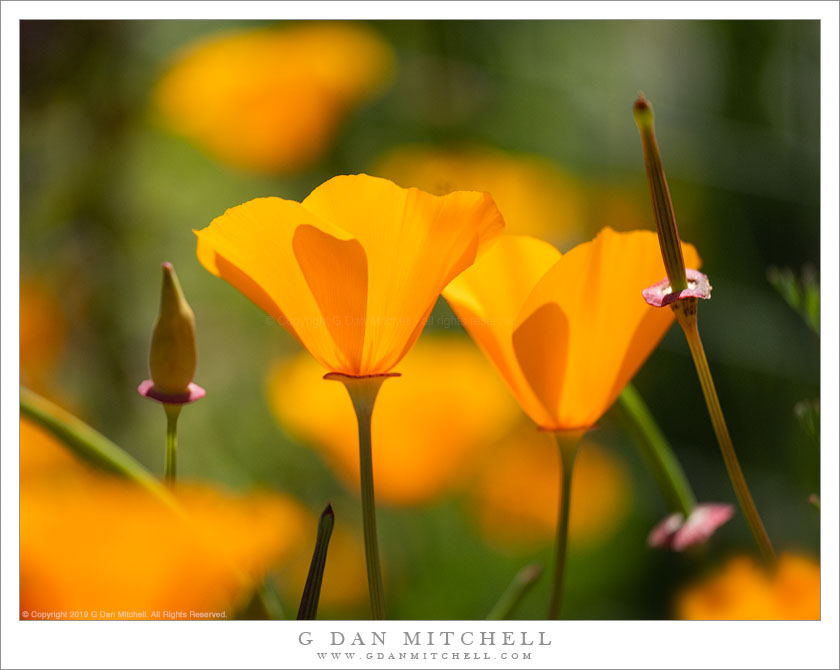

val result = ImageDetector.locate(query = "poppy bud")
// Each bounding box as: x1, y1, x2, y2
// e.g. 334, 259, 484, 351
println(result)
150, 262, 196, 393
138, 262, 205, 404
633, 93, 688, 294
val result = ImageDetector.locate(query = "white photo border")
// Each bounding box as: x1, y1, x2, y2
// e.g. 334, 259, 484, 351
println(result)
2, 2, 837, 669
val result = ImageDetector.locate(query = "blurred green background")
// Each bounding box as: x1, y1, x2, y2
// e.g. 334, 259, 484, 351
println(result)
20, 20, 820, 619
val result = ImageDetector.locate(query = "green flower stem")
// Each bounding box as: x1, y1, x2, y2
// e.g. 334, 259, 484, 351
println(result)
547, 429, 585, 619
325, 372, 396, 620
297, 503, 335, 620
20, 386, 177, 509
618, 383, 696, 517
487, 563, 542, 620
163, 404, 181, 484
633, 94, 688, 293
673, 300, 776, 565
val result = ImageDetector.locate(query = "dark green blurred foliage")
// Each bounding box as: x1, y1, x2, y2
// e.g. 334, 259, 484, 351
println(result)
20, 20, 820, 619
767, 265, 820, 334
794, 398, 820, 446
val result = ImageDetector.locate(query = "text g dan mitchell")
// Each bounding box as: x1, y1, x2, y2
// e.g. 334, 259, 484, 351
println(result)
298, 631, 551, 647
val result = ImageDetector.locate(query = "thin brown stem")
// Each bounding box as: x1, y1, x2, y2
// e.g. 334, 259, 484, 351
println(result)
673, 300, 776, 565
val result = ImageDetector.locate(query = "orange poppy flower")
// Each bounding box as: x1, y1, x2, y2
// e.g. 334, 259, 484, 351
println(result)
196, 174, 504, 376
155, 23, 394, 173
20, 418, 308, 619
443, 228, 701, 430
267, 337, 519, 504
472, 433, 631, 550
676, 553, 820, 620
374, 144, 585, 244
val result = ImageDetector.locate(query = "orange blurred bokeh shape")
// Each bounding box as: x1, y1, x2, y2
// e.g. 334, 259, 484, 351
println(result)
677, 553, 820, 620
20, 418, 309, 619
267, 337, 520, 505
155, 23, 394, 173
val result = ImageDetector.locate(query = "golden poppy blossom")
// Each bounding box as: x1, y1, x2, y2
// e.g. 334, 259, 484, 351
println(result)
20, 418, 308, 619
443, 228, 701, 430
374, 144, 585, 244
196, 174, 504, 376
472, 433, 631, 549
155, 23, 394, 173
267, 337, 519, 504
676, 553, 820, 620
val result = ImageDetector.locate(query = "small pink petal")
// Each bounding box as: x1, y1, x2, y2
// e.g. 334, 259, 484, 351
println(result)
670, 503, 735, 551
642, 269, 712, 308
647, 512, 685, 548
137, 379, 206, 405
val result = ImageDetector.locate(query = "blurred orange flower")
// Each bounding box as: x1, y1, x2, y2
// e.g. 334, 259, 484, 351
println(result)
197, 174, 504, 376
374, 144, 585, 244
444, 228, 701, 430
20, 415, 79, 480
472, 433, 631, 549
267, 337, 519, 505
20, 280, 66, 394
155, 23, 394, 172
20, 418, 308, 619
676, 554, 820, 620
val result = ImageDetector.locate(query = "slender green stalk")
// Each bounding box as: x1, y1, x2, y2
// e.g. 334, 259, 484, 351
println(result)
673, 300, 776, 565
297, 503, 335, 620
618, 384, 696, 517
632, 95, 775, 564
487, 563, 542, 620
163, 404, 181, 484
20, 386, 175, 508
547, 430, 585, 619
325, 372, 396, 620
236, 580, 287, 620
259, 581, 287, 620
356, 395, 384, 619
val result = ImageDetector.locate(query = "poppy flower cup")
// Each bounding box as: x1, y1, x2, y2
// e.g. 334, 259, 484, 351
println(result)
196, 173, 504, 617
444, 228, 700, 617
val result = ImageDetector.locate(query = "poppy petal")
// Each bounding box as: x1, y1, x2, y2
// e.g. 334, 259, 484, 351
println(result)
293, 224, 368, 373
301, 174, 504, 372
195, 197, 353, 372
512, 302, 570, 428
444, 235, 561, 426
516, 228, 701, 427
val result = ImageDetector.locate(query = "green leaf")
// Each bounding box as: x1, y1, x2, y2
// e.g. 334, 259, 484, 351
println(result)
617, 383, 696, 517
767, 265, 819, 335
296, 503, 335, 620
20, 386, 176, 509
794, 398, 820, 444
235, 578, 287, 620
802, 265, 820, 334
486, 563, 543, 620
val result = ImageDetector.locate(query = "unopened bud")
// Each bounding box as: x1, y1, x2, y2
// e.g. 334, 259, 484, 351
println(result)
138, 262, 205, 405
150, 262, 196, 393
634, 93, 688, 294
